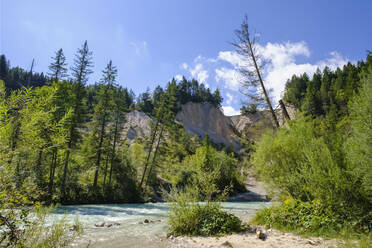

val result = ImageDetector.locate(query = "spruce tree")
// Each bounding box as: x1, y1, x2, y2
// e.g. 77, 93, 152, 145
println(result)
61, 41, 93, 200
107, 86, 128, 188
144, 80, 177, 188
92, 60, 116, 188
232, 15, 279, 128
48, 48, 68, 82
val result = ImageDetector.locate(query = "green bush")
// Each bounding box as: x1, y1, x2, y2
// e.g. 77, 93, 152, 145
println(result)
251, 66, 372, 236
0, 173, 82, 247
252, 199, 341, 235
169, 139, 245, 200
168, 190, 241, 236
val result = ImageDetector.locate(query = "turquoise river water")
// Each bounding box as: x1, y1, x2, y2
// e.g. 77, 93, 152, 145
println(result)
48, 202, 271, 247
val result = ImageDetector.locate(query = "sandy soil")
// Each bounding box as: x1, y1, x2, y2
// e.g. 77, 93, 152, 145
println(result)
164, 229, 341, 248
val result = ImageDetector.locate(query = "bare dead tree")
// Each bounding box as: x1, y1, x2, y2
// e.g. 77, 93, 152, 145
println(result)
232, 15, 279, 128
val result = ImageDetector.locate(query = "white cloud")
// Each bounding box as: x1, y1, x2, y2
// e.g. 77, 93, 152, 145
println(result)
216, 41, 349, 103
175, 74, 183, 81
189, 63, 209, 84
222, 106, 240, 116
218, 51, 243, 68
129, 41, 148, 56
181, 62, 188, 70
215, 67, 241, 91
226, 92, 234, 105
178, 42, 349, 108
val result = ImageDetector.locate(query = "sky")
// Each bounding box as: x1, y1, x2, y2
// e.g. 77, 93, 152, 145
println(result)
1, 0, 371, 115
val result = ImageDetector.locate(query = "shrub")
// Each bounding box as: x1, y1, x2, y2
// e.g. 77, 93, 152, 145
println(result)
252, 199, 341, 235
0, 173, 82, 247
251, 67, 372, 236
168, 189, 241, 236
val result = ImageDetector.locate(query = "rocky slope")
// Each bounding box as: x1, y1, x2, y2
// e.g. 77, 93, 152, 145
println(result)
175, 102, 241, 151
120, 102, 295, 149
229, 104, 296, 142
122, 110, 152, 142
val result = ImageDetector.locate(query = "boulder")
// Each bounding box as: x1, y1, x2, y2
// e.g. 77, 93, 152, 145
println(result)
94, 222, 105, 228
256, 229, 267, 241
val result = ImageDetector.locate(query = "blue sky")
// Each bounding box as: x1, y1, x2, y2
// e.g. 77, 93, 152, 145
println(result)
1, 0, 371, 115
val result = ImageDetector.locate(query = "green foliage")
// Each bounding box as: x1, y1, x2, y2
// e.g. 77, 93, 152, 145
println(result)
0, 54, 48, 92
240, 103, 258, 115
252, 60, 372, 236
136, 77, 223, 115
167, 188, 242, 236
0, 173, 82, 247
284, 55, 372, 118
345, 66, 372, 202
22, 206, 83, 248
253, 198, 362, 235
168, 137, 244, 200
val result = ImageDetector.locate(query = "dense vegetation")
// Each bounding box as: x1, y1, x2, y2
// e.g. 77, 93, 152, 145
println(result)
2, 38, 371, 244
0, 172, 82, 247
252, 53, 372, 238
0, 42, 240, 206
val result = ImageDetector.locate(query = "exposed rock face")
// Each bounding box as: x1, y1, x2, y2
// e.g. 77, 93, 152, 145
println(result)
229, 103, 296, 142
176, 102, 241, 151
121, 102, 295, 150
229, 111, 275, 142
122, 110, 152, 142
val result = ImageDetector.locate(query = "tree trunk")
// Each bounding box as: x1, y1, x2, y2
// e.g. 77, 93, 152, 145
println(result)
93, 116, 106, 188
144, 124, 164, 189
61, 145, 71, 200
48, 147, 57, 196
103, 152, 110, 189
35, 149, 43, 187
108, 116, 119, 188
139, 115, 162, 189
247, 38, 280, 128
279, 100, 290, 121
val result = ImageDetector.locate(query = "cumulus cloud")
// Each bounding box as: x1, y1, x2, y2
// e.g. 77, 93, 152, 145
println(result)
215, 67, 241, 91
222, 106, 240, 116
226, 92, 234, 105
181, 62, 188, 70
175, 74, 183, 81
189, 63, 209, 85
217, 41, 349, 103
217, 51, 243, 67
178, 41, 349, 107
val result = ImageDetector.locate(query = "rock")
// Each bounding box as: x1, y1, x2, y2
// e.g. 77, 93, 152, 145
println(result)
221, 241, 233, 247
106, 223, 113, 228
122, 110, 153, 142
246, 226, 257, 233
94, 222, 105, 228
306, 240, 319, 245
113, 222, 121, 226
69, 224, 79, 231
256, 229, 267, 241
144, 219, 150, 223
176, 102, 241, 151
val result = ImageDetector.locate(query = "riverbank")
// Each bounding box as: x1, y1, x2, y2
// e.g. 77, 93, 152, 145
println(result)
167, 229, 341, 248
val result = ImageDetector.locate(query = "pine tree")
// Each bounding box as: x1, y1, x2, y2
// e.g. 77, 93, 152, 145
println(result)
61, 41, 93, 200
92, 60, 116, 189
48, 48, 68, 82
0, 55, 9, 81
144, 80, 177, 188
232, 15, 279, 128
107, 86, 128, 188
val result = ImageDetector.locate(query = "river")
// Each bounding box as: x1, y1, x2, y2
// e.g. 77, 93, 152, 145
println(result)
49, 202, 270, 247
